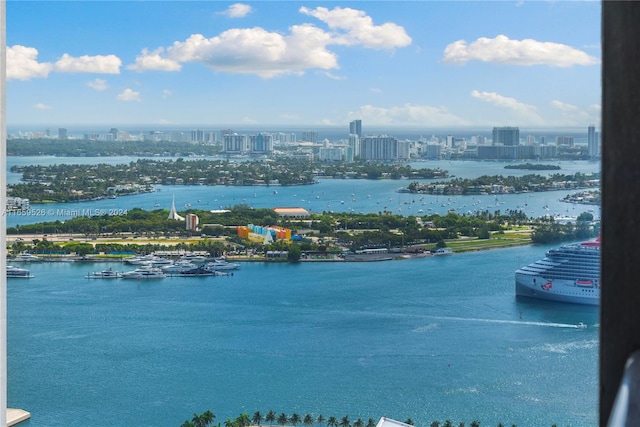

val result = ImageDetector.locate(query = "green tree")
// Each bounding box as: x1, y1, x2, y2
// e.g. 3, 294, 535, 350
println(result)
237, 413, 251, 427
287, 243, 302, 261
277, 413, 288, 426
353, 419, 364, 427
317, 415, 325, 426
253, 412, 263, 427
266, 411, 276, 426
303, 414, 315, 427
201, 411, 215, 427
366, 419, 376, 427
327, 417, 338, 427
339, 416, 350, 427
290, 414, 301, 427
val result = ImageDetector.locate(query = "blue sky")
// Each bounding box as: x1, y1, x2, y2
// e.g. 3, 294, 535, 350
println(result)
6, 1, 601, 130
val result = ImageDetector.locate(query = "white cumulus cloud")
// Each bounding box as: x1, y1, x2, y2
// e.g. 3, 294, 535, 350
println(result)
33, 103, 52, 110
86, 78, 109, 91
222, 3, 253, 18
443, 35, 599, 67
550, 99, 591, 125
7, 45, 53, 80
299, 6, 411, 50
8, 45, 122, 80
128, 6, 410, 77
128, 48, 182, 72
348, 103, 466, 126
53, 53, 121, 74
471, 90, 543, 124
117, 88, 141, 102
550, 100, 579, 112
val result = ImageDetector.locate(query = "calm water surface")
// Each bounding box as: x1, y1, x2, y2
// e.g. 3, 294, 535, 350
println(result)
7, 245, 598, 427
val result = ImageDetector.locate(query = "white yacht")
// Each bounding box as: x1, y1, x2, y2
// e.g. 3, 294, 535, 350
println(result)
85, 268, 122, 279
121, 266, 166, 280
7, 265, 33, 278
12, 253, 41, 262
205, 258, 240, 271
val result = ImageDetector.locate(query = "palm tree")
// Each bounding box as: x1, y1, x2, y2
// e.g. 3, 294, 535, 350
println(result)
327, 416, 338, 427
237, 413, 251, 427
457, 423, 464, 427
181, 421, 196, 427
339, 415, 350, 427
194, 413, 214, 427
353, 418, 364, 427
202, 411, 215, 427
317, 415, 325, 426
430, 422, 440, 427
277, 413, 289, 426
253, 412, 263, 427
290, 413, 301, 427
443, 421, 453, 427
469, 422, 480, 427
266, 411, 276, 426
404, 420, 414, 426
366, 418, 376, 427
225, 417, 237, 427
303, 414, 315, 427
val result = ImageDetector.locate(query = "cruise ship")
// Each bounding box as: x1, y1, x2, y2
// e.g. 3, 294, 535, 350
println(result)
515, 237, 600, 305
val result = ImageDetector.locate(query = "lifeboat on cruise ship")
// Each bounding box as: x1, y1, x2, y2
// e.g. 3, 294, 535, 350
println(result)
576, 279, 594, 287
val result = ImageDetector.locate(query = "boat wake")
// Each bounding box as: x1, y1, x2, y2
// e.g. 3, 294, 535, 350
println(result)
431, 315, 588, 329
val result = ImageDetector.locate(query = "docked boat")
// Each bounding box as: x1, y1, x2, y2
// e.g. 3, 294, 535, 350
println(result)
161, 260, 197, 274
12, 253, 41, 262
124, 254, 163, 265
7, 265, 33, 278
121, 267, 166, 280
515, 237, 600, 305
85, 268, 122, 279
205, 258, 240, 271
174, 266, 216, 277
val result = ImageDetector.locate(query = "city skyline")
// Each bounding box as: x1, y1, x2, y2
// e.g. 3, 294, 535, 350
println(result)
6, 1, 601, 128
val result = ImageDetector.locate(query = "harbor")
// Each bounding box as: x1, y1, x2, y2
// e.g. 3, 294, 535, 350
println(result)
7, 244, 598, 427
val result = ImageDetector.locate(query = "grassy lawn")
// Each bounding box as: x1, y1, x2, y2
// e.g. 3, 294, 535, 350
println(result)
444, 230, 532, 253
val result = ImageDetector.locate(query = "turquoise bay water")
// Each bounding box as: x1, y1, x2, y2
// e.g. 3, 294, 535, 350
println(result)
8, 245, 598, 427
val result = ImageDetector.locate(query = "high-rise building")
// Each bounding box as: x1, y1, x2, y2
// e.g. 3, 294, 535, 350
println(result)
349, 119, 362, 138
360, 135, 399, 160
249, 133, 274, 154
556, 135, 574, 146
302, 131, 318, 143
492, 127, 520, 146
110, 128, 119, 141
191, 129, 204, 143
223, 133, 249, 153
588, 125, 599, 157
58, 128, 68, 140
349, 134, 360, 158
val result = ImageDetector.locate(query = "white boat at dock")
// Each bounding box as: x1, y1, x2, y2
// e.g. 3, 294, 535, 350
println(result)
85, 268, 122, 279
121, 266, 166, 280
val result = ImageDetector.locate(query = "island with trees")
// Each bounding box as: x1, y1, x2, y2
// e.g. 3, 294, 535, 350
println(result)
8, 159, 448, 204
503, 163, 561, 170
404, 172, 599, 195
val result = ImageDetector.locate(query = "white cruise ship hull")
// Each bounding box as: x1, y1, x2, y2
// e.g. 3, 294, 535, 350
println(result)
515, 272, 599, 306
